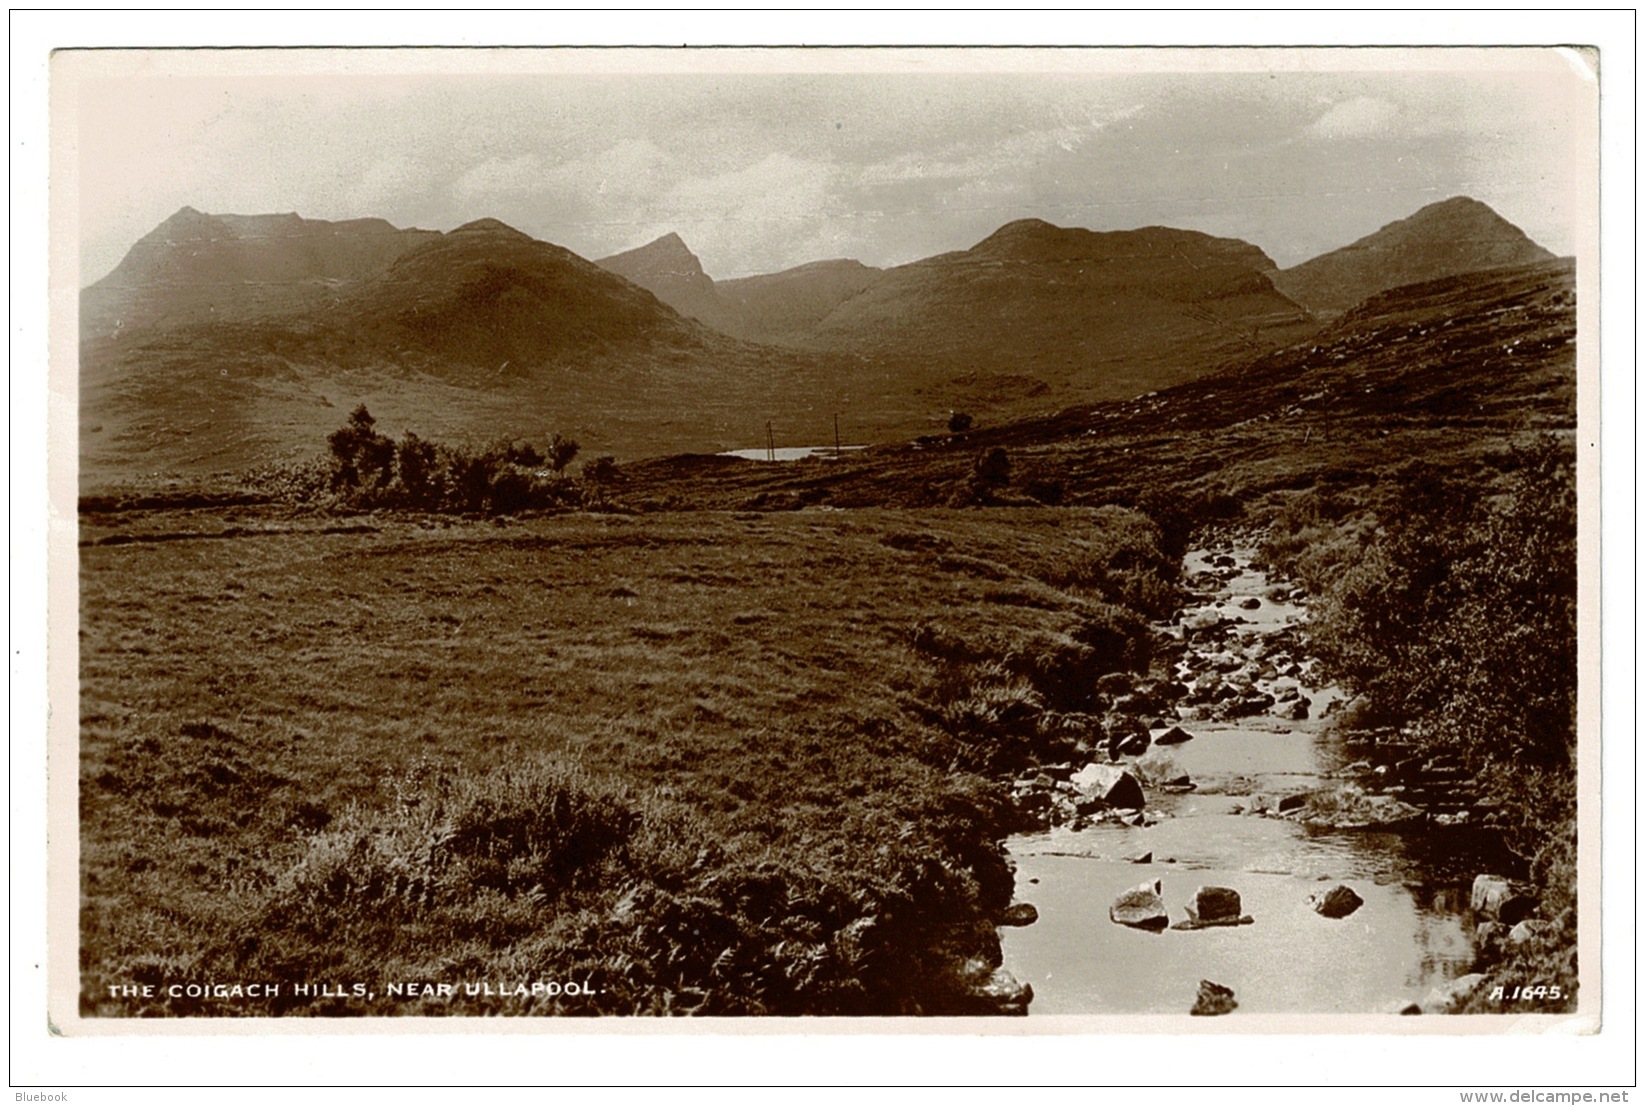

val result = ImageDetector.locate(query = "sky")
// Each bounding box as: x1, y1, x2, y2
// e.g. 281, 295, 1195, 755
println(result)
64, 48, 1596, 285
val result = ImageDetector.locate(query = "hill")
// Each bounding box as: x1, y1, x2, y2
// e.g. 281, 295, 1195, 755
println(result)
80, 207, 440, 339
624, 258, 1576, 514
1272, 197, 1556, 318
595, 232, 743, 334
718, 258, 886, 345
79, 216, 871, 486
790, 219, 1318, 409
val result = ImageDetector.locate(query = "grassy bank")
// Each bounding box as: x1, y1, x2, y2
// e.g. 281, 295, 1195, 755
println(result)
80, 504, 1176, 1015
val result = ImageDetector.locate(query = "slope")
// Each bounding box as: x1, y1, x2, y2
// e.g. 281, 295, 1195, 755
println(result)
793, 219, 1318, 409
1272, 197, 1556, 318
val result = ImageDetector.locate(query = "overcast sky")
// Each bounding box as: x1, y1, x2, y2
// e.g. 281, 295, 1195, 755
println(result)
65, 48, 1594, 285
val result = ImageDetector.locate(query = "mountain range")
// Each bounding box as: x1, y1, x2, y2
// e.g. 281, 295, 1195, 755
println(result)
79, 196, 1560, 486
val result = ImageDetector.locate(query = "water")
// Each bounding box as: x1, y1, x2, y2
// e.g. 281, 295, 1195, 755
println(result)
719, 445, 867, 462
999, 542, 1490, 1015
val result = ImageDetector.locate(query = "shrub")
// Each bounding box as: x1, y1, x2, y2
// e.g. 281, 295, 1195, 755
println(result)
1040, 506, 1180, 619
947, 411, 974, 434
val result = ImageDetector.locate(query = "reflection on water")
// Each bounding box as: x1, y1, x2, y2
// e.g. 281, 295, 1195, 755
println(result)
1000, 545, 1502, 1015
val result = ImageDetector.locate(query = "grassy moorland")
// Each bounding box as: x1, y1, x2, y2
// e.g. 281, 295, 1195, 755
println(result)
80, 502, 1176, 1015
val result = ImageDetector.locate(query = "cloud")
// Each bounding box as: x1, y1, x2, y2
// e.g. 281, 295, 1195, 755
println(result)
453, 154, 552, 201
1305, 96, 1399, 140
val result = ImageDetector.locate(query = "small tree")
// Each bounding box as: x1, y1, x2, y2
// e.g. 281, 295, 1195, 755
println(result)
948, 411, 974, 434
546, 433, 580, 474
328, 404, 396, 492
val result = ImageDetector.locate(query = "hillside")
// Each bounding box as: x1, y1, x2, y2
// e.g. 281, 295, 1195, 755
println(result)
595, 232, 743, 334
624, 258, 1576, 514
80, 207, 440, 339
792, 219, 1318, 408
1272, 197, 1555, 318
79, 217, 873, 486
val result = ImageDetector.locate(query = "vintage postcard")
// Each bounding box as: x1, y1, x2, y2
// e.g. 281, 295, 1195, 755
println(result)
44, 38, 1608, 1058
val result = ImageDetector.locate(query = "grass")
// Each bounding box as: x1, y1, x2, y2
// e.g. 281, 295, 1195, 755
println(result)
79, 504, 1173, 1015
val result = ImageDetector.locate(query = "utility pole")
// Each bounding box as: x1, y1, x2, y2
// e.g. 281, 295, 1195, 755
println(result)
833, 413, 841, 459
765, 420, 775, 463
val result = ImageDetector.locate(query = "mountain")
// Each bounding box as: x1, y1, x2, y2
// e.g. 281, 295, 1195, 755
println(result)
718, 259, 885, 345
596, 235, 886, 345
80, 207, 440, 338
80, 215, 868, 485
595, 233, 742, 334
790, 219, 1317, 404
625, 258, 1577, 513
1272, 197, 1556, 318
334, 218, 711, 374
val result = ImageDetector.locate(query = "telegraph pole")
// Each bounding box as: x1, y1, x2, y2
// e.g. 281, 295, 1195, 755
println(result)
833, 413, 841, 459
765, 420, 775, 463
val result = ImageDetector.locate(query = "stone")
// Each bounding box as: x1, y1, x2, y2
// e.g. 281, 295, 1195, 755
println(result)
1113, 730, 1151, 757
1155, 725, 1196, 746
1296, 784, 1424, 830
1239, 596, 1262, 610
1071, 763, 1146, 810
1277, 792, 1311, 814
977, 967, 1033, 1015
1189, 886, 1242, 923
1190, 979, 1238, 1016
999, 902, 1039, 927
1508, 919, 1554, 946
1110, 879, 1169, 930
1309, 883, 1364, 919
1123, 850, 1153, 864
1470, 875, 1537, 924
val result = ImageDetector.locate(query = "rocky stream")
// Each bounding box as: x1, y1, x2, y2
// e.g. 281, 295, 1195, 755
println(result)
992, 534, 1536, 1016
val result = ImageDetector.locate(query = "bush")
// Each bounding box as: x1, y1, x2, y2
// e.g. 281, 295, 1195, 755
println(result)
1040, 506, 1180, 619
315, 408, 588, 516
1306, 437, 1577, 1002
947, 412, 974, 434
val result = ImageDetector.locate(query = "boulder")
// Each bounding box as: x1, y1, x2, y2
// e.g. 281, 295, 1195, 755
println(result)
977, 967, 1033, 1015
1470, 875, 1538, 925
1296, 784, 1424, 830
1071, 763, 1146, 810
1238, 596, 1262, 610
1308, 883, 1364, 919
1508, 919, 1554, 946
1276, 792, 1311, 814
999, 902, 1039, 927
1190, 979, 1238, 1016
1133, 749, 1186, 788
1189, 886, 1243, 923
1154, 725, 1196, 746
1112, 729, 1151, 758
1174, 886, 1253, 929
1110, 879, 1169, 930
1123, 850, 1153, 865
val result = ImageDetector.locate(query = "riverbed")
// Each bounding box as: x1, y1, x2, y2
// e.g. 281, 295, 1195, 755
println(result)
999, 541, 1495, 1015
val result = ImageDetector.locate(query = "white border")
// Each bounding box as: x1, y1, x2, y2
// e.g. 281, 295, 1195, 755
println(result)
11, 9, 1636, 1093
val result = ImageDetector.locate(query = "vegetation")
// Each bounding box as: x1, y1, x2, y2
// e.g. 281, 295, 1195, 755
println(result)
318, 404, 589, 515
79, 506, 1170, 1016
1263, 438, 1578, 1008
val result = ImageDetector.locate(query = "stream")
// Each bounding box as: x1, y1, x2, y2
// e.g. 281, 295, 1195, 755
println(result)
999, 542, 1501, 1015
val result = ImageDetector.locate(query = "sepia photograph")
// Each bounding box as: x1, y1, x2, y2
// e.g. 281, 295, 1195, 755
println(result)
38, 31, 1615, 1058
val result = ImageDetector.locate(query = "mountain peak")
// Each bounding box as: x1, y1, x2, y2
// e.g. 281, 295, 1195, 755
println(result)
1275, 196, 1554, 316
451, 217, 530, 238
597, 232, 707, 279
